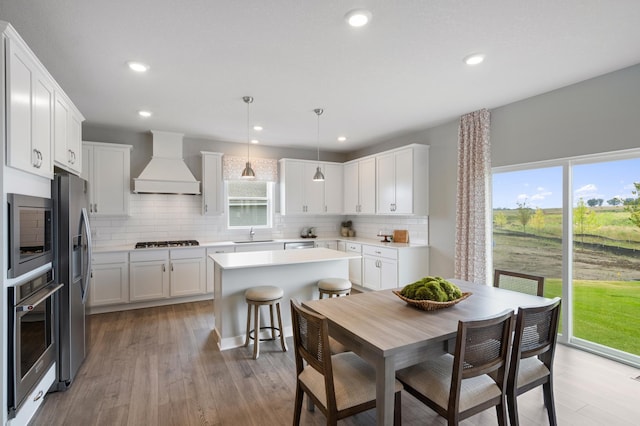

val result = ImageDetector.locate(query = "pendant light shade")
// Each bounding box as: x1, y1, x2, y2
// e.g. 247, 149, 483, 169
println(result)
312, 108, 325, 182
241, 96, 256, 179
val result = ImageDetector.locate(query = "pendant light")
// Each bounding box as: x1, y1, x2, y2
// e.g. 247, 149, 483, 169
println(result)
312, 108, 325, 181
241, 96, 256, 179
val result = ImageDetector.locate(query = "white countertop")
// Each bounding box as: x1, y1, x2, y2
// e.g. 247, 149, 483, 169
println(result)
209, 247, 360, 269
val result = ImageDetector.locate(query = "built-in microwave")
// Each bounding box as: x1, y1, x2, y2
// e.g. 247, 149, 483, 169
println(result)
7, 194, 54, 278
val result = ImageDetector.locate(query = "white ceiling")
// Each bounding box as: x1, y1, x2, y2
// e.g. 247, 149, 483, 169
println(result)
2, 1, 640, 152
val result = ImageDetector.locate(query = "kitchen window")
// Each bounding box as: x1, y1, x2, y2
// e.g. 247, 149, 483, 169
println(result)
226, 180, 273, 228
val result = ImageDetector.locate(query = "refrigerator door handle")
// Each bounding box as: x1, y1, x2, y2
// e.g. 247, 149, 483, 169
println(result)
80, 207, 92, 304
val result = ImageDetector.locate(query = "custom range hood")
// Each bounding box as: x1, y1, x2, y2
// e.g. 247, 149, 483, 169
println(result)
133, 131, 200, 194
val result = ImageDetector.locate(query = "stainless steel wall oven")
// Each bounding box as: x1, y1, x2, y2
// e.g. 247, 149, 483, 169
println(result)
7, 269, 62, 418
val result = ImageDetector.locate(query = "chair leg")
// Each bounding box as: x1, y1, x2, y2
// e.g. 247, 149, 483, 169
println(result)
543, 380, 557, 426
507, 388, 519, 426
393, 390, 402, 426
495, 397, 508, 426
293, 383, 304, 426
253, 304, 260, 359
269, 304, 276, 340
276, 301, 287, 352
244, 303, 252, 347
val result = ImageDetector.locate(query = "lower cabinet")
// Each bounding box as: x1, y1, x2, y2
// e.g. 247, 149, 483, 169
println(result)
129, 248, 206, 302
361, 244, 430, 290
89, 252, 129, 307
362, 246, 398, 290
170, 248, 206, 297
129, 250, 170, 301
315, 240, 338, 250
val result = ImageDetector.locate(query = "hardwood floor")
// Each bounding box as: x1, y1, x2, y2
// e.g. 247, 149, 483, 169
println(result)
31, 301, 640, 425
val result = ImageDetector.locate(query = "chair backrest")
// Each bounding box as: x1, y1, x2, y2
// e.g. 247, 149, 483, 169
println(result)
290, 299, 336, 406
450, 310, 515, 409
511, 298, 561, 373
494, 269, 545, 297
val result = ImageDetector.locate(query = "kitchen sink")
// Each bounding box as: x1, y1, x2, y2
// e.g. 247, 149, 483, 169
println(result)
232, 239, 275, 244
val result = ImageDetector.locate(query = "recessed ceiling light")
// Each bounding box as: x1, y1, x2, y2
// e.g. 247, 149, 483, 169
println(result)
127, 61, 149, 72
250, 139, 259, 144
337, 136, 347, 142
138, 110, 152, 118
253, 125, 263, 131
463, 54, 485, 66
345, 9, 371, 27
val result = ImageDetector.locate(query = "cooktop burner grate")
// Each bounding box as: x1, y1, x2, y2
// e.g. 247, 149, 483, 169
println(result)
135, 240, 199, 249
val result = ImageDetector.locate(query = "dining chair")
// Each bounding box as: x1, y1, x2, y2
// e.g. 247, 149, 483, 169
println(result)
507, 298, 561, 426
290, 299, 402, 425
396, 309, 515, 426
494, 269, 545, 297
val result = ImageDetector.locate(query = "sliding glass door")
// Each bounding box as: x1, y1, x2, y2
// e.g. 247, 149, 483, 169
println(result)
492, 150, 640, 365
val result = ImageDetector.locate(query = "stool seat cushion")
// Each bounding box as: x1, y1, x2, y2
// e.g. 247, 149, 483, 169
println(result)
318, 278, 352, 292
245, 285, 284, 301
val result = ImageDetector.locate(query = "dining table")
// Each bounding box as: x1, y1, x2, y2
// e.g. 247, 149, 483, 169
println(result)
302, 279, 549, 426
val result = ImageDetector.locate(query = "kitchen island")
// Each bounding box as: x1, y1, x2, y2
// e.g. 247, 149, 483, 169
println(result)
209, 247, 360, 350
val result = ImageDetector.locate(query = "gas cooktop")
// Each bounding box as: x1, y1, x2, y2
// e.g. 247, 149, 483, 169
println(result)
134, 240, 199, 249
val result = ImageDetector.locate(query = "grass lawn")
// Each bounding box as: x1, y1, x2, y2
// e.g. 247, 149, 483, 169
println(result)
544, 278, 640, 355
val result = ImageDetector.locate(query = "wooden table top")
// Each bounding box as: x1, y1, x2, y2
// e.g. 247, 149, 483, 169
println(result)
303, 279, 549, 357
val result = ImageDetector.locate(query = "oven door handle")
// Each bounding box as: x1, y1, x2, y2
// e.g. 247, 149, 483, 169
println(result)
16, 283, 64, 313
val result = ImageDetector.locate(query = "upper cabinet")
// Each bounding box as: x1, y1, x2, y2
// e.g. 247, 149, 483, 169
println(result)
5, 34, 54, 179
201, 152, 223, 216
82, 142, 132, 217
376, 144, 429, 215
343, 157, 375, 214
280, 159, 343, 215
54, 91, 84, 175
4, 24, 84, 179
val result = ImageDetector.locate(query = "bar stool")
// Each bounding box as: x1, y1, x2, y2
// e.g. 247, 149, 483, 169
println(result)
244, 285, 287, 359
318, 277, 352, 299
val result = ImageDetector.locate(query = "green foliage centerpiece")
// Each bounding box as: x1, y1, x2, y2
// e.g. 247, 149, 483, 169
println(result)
393, 276, 471, 311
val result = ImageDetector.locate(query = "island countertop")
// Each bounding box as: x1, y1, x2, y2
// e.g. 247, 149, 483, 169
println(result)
209, 247, 360, 270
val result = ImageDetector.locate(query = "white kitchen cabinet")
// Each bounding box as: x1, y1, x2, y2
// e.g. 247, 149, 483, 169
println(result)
201, 152, 223, 215
89, 252, 129, 307
376, 144, 429, 215
5, 34, 54, 179
315, 240, 338, 250
169, 248, 206, 297
279, 159, 343, 215
344, 242, 362, 286
129, 250, 170, 301
323, 163, 343, 214
83, 142, 132, 217
343, 157, 375, 214
206, 246, 235, 292
361, 244, 429, 290
362, 245, 398, 290
54, 91, 84, 175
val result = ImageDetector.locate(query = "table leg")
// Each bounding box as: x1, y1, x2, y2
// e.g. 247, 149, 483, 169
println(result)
375, 355, 395, 426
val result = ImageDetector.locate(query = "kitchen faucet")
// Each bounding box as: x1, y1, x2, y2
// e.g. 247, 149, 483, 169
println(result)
249, 227, 255, 240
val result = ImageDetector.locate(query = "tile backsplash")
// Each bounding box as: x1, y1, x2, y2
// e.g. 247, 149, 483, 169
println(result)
90, 193, 428, 249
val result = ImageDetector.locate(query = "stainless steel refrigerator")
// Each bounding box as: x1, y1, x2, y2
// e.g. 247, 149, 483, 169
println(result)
52, 172, 92, 390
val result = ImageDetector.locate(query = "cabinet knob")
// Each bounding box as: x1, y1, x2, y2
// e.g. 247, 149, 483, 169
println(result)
205, 204, 208, 213
162, 264, 166, 272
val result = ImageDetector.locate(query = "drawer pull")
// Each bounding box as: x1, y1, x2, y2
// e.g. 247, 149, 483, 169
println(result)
33, 390, 44, 402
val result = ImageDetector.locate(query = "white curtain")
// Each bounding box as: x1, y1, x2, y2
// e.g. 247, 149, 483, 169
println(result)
222, 155, 278, 182
455, 109, 491, 283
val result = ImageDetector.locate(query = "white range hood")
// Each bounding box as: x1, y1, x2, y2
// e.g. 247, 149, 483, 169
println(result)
133, 131, 201, 194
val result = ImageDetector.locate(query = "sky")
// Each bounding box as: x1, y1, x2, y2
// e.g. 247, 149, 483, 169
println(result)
492, 157, 640, 209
